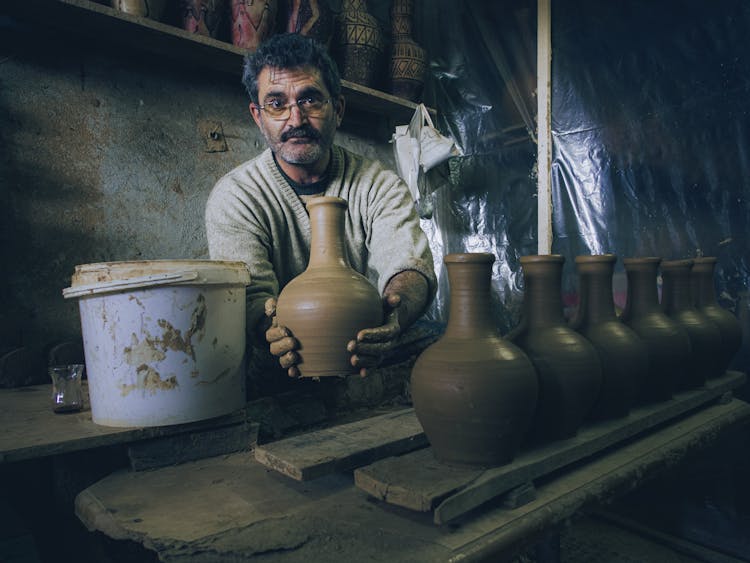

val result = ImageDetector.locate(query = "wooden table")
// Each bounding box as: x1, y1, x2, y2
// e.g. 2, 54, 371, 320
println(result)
74, 377, 750, 562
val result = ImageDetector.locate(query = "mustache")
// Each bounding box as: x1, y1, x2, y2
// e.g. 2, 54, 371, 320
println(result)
281, 125, 321, 142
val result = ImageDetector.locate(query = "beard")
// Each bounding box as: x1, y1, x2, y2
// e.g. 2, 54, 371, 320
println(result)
261, 121, 336, 166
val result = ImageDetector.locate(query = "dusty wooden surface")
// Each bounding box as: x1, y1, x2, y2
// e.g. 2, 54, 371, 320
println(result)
0, 383, 250, 464
254, 408, 427, 481
355, 370, 746, 523
75, 398, 750, 562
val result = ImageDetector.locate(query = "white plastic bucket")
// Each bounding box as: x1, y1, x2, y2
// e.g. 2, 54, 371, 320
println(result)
63, 260, 251, 428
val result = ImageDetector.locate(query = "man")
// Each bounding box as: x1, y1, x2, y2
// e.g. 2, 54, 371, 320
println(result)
205, 33, 436, 382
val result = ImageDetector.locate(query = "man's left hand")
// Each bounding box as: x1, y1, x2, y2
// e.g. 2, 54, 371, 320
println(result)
347, 293, 402, 378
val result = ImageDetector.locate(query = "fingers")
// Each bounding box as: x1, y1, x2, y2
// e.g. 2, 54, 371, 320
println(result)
385, 293, 401, 309
287, 365, 300, 378
355, 322, 400, 344
269, 336, 298, 357
264, 297, 277, 318
265, 324, 289, 343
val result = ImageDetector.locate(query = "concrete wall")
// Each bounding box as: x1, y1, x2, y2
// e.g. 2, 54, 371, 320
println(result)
0, 20, 396, 386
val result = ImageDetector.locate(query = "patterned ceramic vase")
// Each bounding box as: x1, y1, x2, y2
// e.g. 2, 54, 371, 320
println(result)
411, 253, 538, 466
285, 0, 334, 46
179, 0, 228, 39
334, 0, 384, 87
231, 0, 278, 50
388, 0, 426, 101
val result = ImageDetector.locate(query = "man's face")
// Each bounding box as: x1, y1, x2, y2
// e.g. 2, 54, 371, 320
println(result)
250, 65, 343, 167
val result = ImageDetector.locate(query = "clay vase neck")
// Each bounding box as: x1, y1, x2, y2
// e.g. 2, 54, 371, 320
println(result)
662, 259, 723, 386
691, 257, 742, 373
410, 253, 538, 467
275, 197, 383, 377
443, 256, 496, 339
512, 254, 602, 444
307, 197, 350, 270
621, 257, 661, 320
571, 254, 645, 420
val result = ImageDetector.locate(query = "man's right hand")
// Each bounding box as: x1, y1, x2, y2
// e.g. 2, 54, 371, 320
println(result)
263, 297, 300, 378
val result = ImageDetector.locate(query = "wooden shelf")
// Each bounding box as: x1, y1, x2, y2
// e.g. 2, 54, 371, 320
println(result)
2, 0, 427, 122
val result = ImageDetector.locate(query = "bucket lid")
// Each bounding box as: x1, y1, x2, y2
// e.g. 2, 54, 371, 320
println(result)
62, 260, 251, 299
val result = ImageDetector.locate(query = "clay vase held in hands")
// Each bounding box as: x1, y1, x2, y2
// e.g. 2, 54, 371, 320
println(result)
275, 197, 383, 378
388, 0, 427, 101
509, 255, 602, 444
334, 0, 384, 88
231, 0, 278, 51
411, 253, 538, 467
569, 255, 646, 420
661, 259, 722, 387
692, 257, 742, 374
620, 257, 691, 402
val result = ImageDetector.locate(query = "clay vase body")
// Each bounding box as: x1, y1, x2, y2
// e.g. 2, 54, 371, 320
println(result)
285, 0, 334, 46
388, 0, 427, 101
411, 253, 538, 467
179, 0, 228, 38
231, 0, 278, 51
661, 259, 723, 387
275, 197, 383, 377
692, 257, 742, 374
334, 0, 384, 88
510, 255, 602, 444
570, 255, 646, 420
620, 257, 692, 402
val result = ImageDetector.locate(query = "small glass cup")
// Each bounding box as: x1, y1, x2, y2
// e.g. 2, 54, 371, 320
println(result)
49, 364, 85, 413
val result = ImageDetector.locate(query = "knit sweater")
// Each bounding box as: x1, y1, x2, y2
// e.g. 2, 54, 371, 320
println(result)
205, 145, 437, 333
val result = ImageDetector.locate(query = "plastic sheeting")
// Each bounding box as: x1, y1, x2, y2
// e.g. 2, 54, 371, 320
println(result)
420, 0, 749, 369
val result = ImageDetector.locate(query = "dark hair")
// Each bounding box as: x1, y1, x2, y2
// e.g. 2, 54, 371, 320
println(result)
242, 33, 341, 103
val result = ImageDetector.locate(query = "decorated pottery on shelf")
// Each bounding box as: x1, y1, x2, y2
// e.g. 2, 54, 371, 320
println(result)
388, 0, 426, 101
179, 0, 228, 38
334, 0, 384, 88
275, 197, 383, 378
620, 257, 691, 402
570, 254, 645, 420
509, 254, 602, 444
284, 0, 334, 46
230, 0, 278, 51
411, 253, 538, 467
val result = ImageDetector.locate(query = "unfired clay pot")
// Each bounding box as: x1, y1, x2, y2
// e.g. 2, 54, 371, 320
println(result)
620, 257, 691, 402
570, 255, 645, 420
509, 254, 601, 444
388, 0, 426, 101
410, 253, 538, 467
692, 257, 742, 375
661, 259, 723, 388
334, 0, 384, 88
275, 197, 383, 377
231, 0, 278, 51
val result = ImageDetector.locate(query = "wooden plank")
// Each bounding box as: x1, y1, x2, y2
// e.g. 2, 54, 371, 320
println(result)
254, 408, 428, 481
1, 0, 427, 121
353, 370, 746, 524
449, 399, 750, 562
0, 382, 249, 464
128, 421, 260, 471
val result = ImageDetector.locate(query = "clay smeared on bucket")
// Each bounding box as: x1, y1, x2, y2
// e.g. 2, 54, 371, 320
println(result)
120, 364, 178, 396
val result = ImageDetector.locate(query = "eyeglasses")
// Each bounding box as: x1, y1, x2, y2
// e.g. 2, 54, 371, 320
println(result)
256, 97, 332, 121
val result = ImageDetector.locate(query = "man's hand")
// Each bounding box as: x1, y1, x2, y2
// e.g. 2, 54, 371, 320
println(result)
263, 297, 301, 378
347, 293, 403, 378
